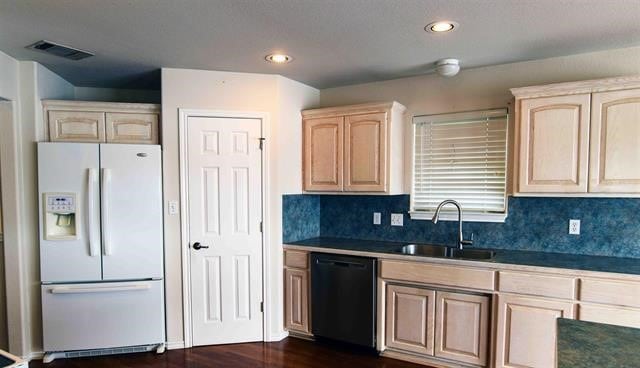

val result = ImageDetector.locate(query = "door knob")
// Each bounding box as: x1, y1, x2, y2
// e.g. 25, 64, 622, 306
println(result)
192, 242, 209, 250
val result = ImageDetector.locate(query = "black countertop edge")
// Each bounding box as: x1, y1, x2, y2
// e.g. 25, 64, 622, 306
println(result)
285, 237, 640, 276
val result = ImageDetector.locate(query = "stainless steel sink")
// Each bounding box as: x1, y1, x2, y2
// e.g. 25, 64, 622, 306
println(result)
397, 244, 495, 260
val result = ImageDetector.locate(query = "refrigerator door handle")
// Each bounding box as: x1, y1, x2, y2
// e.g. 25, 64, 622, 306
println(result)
102, 168, 112, 256
49, 283, 151, 294
87, 168, 99, 257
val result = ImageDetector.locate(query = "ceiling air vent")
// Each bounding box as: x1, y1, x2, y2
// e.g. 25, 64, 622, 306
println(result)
26, 40, 94, 61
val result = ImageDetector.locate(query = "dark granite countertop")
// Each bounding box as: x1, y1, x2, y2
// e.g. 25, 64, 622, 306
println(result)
286, 237, 640, 275
558, 318, 640, 368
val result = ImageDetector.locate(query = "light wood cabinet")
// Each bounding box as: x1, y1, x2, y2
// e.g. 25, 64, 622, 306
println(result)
589, 88, 640, 193
48, 110, 106, 143
344, 112, 387, 192
385, 284, 435, 356
106, 112, 158, 144
578, 304, 640, 329
283, 250, 311, 336
284, 268, 310, 334
435, 291, 489, 366
517, 94, 591, 193
511, 75, 640, 196
495, 294, 575, 368
303, 116, 344, 191
302, 102, 405, 194
44, 100, 160, 144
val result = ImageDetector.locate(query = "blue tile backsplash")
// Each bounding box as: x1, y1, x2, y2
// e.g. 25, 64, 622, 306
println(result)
282, 195, 320, 243
283, 194, 640, 258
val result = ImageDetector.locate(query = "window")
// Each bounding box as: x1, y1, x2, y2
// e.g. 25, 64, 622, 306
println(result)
411, 109, 508, 222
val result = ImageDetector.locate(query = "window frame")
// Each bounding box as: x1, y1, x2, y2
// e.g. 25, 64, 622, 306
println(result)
409, 108, 509, 223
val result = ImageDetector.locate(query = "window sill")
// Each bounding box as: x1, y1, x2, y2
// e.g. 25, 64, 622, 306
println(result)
409, 211, 507, 223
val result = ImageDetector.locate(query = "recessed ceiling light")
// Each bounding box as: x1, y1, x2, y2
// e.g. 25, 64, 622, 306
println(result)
265, 53, 293, 64
425, 21, 458, 33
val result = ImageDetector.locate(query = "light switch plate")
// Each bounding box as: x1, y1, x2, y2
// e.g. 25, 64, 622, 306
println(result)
569, 219, 580, 235
373, 212, 381, 225
391, 213, 403, 227
168, 200, 179, 215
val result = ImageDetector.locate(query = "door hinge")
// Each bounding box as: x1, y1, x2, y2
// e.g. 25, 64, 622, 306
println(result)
260, 301, 264, 312
259, 221, 263, 232
259, 137, 266, 150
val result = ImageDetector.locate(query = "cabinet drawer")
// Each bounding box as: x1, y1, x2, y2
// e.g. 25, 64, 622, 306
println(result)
580, 278, 640, 308
499, 271, 577, 299
284, 250, 309, 269
380, 260, 495, 291
579, 304, 640, 329
42, 280, 165, 351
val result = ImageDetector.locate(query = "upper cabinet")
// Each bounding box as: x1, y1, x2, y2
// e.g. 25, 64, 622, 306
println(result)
44, 100, 160, 144
511, 76, 640, 196
302, 102, 406, 194
589, 89, 640, 193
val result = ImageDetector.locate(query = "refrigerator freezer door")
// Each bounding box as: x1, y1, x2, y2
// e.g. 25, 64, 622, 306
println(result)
42, 280, 165, 351
99, 144, 163, 280
38, 143, 102, 282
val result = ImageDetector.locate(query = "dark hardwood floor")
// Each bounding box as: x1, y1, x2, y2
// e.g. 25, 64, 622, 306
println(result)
29, 338, 430, 367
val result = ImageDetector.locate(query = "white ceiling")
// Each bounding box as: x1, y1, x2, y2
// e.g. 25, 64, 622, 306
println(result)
0, 0, 639, 89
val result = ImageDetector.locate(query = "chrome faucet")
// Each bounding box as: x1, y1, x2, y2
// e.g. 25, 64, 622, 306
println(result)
431, 199, 473, 250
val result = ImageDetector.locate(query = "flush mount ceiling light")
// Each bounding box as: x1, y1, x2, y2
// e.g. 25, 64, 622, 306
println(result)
265, 53, 293, 64
425, 21, 458, 33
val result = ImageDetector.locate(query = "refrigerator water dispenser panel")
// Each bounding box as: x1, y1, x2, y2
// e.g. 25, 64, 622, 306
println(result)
43, 193, 77, 240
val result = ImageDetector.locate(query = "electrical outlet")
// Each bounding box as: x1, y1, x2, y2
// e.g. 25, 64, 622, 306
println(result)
569, 219, 580, 235
373, 212, 381, 225
391, 213, 404, 227
168, 200, 179, 215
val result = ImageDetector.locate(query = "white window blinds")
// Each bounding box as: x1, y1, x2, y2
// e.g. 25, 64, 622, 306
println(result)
411, 109, 508, 217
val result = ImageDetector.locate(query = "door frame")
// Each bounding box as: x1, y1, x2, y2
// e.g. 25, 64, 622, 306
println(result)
178, 109, 271, 348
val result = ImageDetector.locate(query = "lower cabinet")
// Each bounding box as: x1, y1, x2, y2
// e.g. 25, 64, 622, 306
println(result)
385, 285, 435, 355
495, 294, 575, 368
385, 284, 490, 366
284, 250, 311, 336
435, 291, 490, 366
284, 268, 310, 334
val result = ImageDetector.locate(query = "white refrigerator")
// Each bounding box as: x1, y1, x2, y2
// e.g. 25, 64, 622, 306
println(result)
37, 142, 165, 362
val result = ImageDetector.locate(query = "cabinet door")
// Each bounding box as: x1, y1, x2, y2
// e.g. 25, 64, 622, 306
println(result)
303, 117, 344, 191
106, 112, 159, 144
518, 94, 590, 193
284, 268, 310, 334
495, 294, 575, 368
589, 88, 640, 193
49, 110, 106, 143
344, 112, 387, 192
385, 285, 435, 355
435, 291, 489, 366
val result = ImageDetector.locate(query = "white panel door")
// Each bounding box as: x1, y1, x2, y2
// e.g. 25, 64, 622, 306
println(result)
38, 143, 102, 282
100, 144, 163, 280
187, 116, 263, 345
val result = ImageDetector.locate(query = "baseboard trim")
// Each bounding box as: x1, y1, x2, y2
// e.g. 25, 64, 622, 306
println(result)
166, 341, 185, 350
265, 330, 289, 342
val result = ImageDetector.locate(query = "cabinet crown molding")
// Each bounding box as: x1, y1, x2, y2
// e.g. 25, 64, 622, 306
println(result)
510, 75, 640, 99
43, 99, 160, 114
302, 101, 406, 119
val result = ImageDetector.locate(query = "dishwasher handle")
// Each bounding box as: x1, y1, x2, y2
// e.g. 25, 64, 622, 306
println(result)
315, 259, 367, 268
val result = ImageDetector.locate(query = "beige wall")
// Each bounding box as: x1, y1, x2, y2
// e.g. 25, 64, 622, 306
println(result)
320, 46, 640, 193
161, 68, 319, 346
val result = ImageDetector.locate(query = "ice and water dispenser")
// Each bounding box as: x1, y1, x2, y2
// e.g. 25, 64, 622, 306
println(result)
43, 193, 77, 240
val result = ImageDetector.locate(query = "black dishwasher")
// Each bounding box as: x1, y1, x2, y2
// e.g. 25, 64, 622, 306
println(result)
311, 252, 377, 348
